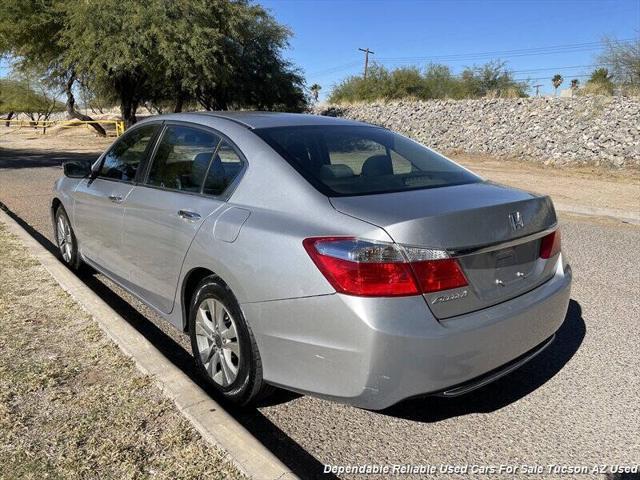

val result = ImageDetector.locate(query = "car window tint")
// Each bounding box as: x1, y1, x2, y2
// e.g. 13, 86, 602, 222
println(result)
327, 137, 412, 175
255, 125, 481, 196
202, 141, 244, 196
389, 150, 413, 174
146, 126, 221, 192
99, 125, 158, 182
327, 136, 386, 175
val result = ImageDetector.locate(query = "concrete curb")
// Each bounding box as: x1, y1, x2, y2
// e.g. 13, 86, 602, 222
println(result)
0, 209, 298, 480
555, 202, 640, 225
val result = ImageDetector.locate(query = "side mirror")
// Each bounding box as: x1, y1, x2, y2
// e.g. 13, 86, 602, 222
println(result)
63, 160, 92, 178
91, 160, 101, 175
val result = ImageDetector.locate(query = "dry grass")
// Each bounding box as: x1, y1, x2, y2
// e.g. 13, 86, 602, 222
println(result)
0, 224, 245, 480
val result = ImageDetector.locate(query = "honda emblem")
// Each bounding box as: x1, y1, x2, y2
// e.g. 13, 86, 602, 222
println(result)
509, 211, 524, 230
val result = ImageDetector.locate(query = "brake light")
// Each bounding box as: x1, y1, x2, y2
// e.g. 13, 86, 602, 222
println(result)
540, 230, 561, 259
411, 259, 468, 293
303, 237, 468, 297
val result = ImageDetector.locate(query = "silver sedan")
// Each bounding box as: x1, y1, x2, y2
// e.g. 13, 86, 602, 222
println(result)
52, 112, 571, 410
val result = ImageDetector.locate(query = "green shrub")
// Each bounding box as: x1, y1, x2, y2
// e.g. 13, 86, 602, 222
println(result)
329, 60, 527, 103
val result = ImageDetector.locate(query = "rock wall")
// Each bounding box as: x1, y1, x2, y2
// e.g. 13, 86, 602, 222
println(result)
315, 97, 640, 168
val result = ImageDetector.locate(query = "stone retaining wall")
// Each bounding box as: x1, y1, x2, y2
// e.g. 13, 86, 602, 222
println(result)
315, 97, 640, 168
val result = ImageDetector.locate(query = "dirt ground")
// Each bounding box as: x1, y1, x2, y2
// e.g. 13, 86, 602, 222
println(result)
449, 152, 640, 216
1, 127, 638, 220
0, 126, 114, 153
0, 223, 244, 480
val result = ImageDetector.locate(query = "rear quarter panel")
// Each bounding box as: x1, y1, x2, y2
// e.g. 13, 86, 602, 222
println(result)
180, 200, 390, 305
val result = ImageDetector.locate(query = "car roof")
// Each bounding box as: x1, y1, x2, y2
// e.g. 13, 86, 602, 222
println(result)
188, 111, 372, 129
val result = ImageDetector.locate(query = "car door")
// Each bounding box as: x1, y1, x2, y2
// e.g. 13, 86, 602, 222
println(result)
73, 123, 160, 280
121, 123, 246, 314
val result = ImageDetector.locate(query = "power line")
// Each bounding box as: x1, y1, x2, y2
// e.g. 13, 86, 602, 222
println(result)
509, 63, 610, 74
307, 38, 634, 81
375, 38, 635, 63
378, 40, 612, 59
514, 73, 593, 82
308, 61, 361, 77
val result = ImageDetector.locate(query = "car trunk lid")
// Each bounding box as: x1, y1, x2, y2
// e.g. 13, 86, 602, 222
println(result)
330, 182, 559, 319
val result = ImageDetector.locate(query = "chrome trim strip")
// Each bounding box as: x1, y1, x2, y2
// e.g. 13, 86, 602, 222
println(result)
448, 225, 557, 257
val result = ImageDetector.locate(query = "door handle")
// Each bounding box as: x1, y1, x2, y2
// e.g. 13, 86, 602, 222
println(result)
108, 195, 123, 203
178, 210, 202, 221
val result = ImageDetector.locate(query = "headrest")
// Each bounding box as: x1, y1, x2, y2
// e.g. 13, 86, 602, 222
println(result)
193, 151, 213, 165
320, 164, 355, 179
361, 155, 393, 176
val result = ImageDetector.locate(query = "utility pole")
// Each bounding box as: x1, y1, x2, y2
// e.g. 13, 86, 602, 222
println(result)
358, 48, 375, 79
533, 84, 543, 97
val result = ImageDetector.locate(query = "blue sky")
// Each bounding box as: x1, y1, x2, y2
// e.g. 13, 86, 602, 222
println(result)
260, 0, 640, 99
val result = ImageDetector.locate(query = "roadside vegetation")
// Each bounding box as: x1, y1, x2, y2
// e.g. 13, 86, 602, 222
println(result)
0, 0, 307, 130
597, 36, 640, 95
0, 224, 245, 480
329, 61, 527, 103
580, 67, 616, 96
329, 37, 639, 103
0, 71, 64, 125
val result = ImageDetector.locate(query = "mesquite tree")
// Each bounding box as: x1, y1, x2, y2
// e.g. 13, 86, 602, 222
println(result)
0, 1, 106, 135
1, 0, 306, 129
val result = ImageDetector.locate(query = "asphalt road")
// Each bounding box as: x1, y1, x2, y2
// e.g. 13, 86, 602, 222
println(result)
1, 144, 638, 479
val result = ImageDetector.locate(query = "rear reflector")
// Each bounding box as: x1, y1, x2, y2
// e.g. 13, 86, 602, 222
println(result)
539, 230, 561, 259
303, 237, 468, 297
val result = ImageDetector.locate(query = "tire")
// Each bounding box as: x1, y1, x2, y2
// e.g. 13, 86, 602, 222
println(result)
188, 275, 270, 406
54, 206, 82, 270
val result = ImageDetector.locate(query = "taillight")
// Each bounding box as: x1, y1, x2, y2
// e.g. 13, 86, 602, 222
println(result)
303, 237, 468, 297
540, 230, 561, 259
411, 259, 468, 293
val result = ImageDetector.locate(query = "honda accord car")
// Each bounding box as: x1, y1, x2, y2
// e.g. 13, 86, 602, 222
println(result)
52, 112, 571, 410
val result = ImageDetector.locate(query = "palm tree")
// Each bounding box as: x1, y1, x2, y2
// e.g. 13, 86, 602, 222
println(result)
310, 83, 321, 102
552, 74, 563, 96
570, 79, 579, 90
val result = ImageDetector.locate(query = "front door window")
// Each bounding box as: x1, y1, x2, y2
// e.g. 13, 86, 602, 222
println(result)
99, 124, 158, 182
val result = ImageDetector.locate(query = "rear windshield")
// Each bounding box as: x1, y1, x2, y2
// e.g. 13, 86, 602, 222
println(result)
254, 125, 481, 196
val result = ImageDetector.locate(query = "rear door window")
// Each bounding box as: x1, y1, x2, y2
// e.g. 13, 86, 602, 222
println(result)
202, 141, 245, 196
146, 125, 221, 193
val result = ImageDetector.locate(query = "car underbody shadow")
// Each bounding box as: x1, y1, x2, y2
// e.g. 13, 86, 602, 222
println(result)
380, 299, 585, 423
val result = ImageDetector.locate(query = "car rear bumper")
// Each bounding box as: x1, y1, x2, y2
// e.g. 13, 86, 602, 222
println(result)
242, 255, 572, 410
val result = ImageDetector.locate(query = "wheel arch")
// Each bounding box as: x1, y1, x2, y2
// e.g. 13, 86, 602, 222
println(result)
180, 267, 232, 332
50, 197, 63, 225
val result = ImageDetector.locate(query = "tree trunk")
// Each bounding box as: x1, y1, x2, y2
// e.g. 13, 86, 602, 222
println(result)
174, 91, 184, 113
120, 95, 138, 129
64, 74, 106, 137
5, 111, 14, 127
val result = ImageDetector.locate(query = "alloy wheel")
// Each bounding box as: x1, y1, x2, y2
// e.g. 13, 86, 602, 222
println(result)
195, 298, 241, 387
56, 214, 73, 263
